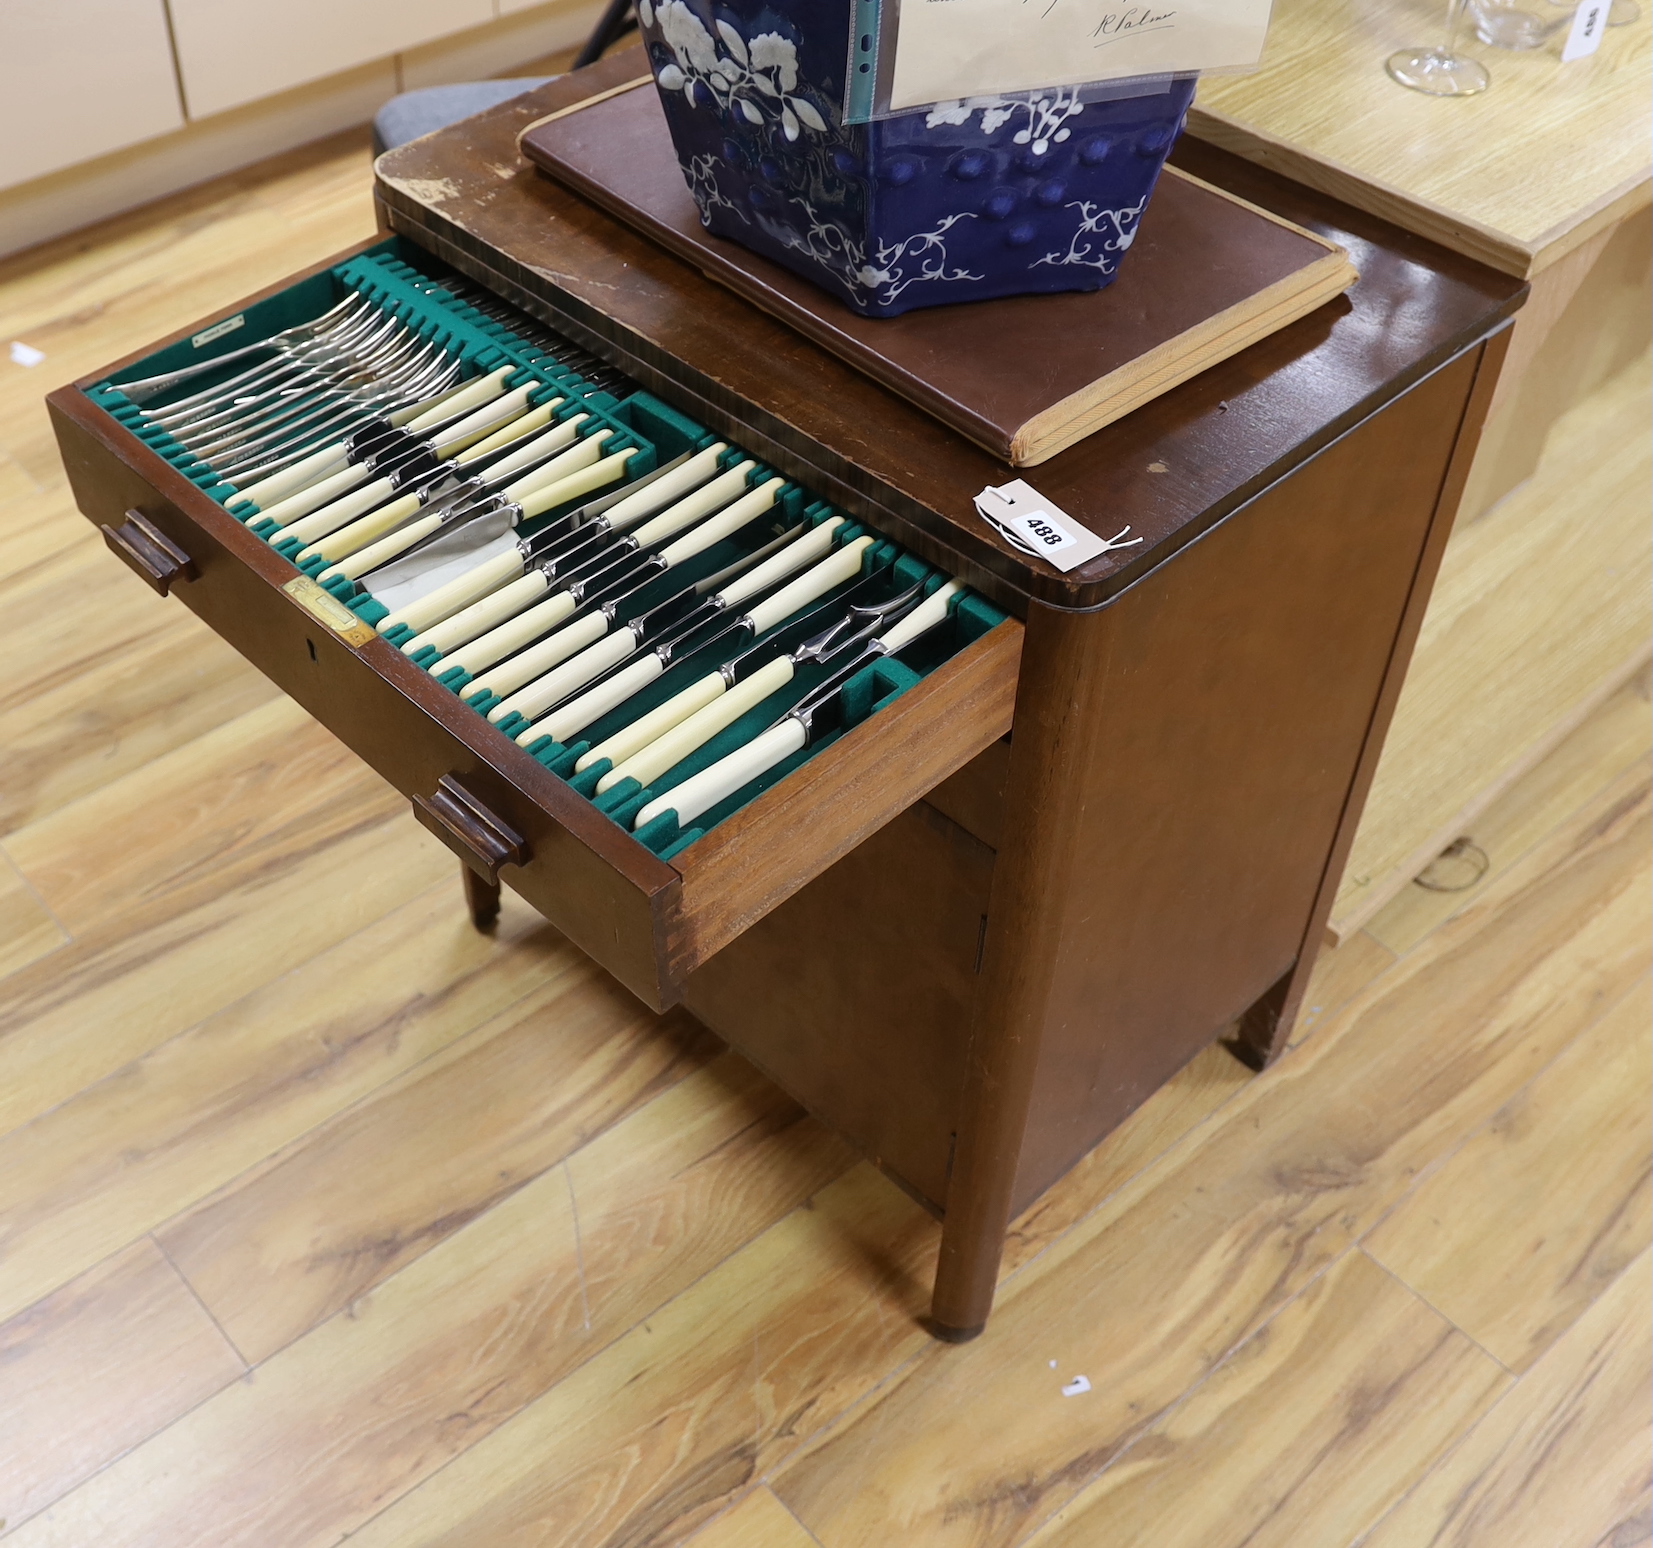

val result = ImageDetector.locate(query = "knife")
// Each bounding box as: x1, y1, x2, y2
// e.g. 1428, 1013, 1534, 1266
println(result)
582, 562, 913, 788
476, 475, 788, 722
282, 415, 605, 561
384, 450, 755, 646
385, 444, 737, 651
629, 582, 962, 831
393, 458, 769, 669
309, 437, 639, 588
509, 523, 865, 749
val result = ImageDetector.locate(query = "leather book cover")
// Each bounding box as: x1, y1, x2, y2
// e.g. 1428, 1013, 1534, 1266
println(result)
520, 80, 1356, 466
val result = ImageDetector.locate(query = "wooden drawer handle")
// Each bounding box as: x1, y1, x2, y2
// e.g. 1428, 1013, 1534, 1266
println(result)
102, 510, 197, 595
412, 775, 529, 884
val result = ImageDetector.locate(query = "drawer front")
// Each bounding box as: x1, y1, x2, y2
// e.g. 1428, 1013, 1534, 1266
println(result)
49, 246, 1022, 1010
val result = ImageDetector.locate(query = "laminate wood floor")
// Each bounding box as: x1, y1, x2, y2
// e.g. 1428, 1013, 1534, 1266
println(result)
0, 128, 1647, 1548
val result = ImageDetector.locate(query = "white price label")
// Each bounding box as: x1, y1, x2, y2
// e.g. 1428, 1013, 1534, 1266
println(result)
1563, 0, 1609, 59
973, 479, 1143, 573
1007, 509, 1079, 554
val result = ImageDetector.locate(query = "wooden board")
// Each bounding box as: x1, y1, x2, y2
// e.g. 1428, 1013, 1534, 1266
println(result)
0, 853, 65, 982
1361, 1250, 1652, 1548
519, 78, 1357, 466
1016, 1250, 1509, 1548
1365, 667, 1651, 956
1456, 207, 1652, 523
682, 1489, 820, 1548
0, 1240, 242, 1529
1191, 0, 1653, 278
1366, 975, 1651, 1372
1328, 351, 1653, 942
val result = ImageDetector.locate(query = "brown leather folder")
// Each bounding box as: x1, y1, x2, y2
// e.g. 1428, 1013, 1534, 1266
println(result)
520, 78, 1356, 466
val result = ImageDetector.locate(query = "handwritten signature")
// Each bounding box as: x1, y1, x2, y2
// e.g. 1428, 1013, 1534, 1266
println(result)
1025, 0, 1180, 41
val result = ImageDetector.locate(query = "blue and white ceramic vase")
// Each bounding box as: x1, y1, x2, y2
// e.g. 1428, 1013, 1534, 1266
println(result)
635, 0, 1195, 318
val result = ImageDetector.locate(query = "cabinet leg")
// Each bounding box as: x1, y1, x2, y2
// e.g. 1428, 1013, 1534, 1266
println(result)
1231, 965, 1300, 1070
462, 864, 501, 932
930, 605, 1103, 1341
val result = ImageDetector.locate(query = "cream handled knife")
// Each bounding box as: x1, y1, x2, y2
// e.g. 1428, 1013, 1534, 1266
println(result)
513, 520, 851, 750
396, 443, 734, 659
577, 533, 876, 785
367, 447, 738, 639
631, 582, 961, 831
275, 410, 594, 556
436, 461, 767, 691
322, 443, 637, 592
485, 476, 786, 725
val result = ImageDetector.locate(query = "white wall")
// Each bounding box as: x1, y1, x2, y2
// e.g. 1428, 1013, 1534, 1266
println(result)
0, 0, 600, 259
0, 0, 185, 186
169, 0, 497, 119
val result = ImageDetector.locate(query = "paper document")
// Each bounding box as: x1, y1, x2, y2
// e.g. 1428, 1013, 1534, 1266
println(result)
887, 0, 1273, 109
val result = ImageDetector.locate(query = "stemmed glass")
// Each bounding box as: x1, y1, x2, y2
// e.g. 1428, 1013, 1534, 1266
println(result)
1387, 0, 1491, 94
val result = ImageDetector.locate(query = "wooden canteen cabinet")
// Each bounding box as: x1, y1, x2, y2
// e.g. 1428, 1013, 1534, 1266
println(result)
47, 64, 1524, 1340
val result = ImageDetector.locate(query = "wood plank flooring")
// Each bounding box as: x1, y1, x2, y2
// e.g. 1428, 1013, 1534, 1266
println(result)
1328, 349, 1653, 941
0, 127, 1646, 1548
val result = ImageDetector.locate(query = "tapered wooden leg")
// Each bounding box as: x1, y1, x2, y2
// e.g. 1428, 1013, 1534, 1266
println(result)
930, 604, 1105, 1341
462, 863, 501, 931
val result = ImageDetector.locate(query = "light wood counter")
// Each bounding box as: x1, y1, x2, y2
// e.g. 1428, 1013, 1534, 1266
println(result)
1192, 0, 1651, 278
1189, 0, 1652, 940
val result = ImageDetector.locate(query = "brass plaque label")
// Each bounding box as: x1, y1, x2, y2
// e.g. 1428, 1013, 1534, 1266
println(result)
282, 576, 379, 648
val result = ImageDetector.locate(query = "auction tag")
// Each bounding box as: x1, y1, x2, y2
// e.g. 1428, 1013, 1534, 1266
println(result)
1008, 508, 1080, 556
1562, 0, 1608, 59
974, 479, 1142, 573
192, 314, 245, 349
283, 575, 378, 647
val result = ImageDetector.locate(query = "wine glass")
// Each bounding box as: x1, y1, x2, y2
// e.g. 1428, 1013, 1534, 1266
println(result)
1387, 0, 1491, 94
1473, 0, 1570, 47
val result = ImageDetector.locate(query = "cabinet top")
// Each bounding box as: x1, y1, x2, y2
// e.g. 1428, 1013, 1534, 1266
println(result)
375, 52, 1523, 613
1191, 0, 1652, 280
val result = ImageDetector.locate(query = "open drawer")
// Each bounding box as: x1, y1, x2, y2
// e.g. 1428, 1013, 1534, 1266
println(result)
47, 237, 1023, 1010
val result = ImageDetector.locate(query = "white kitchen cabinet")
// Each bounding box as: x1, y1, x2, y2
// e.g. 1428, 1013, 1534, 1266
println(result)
0, 0, 185, 191
169, 0, 496, 119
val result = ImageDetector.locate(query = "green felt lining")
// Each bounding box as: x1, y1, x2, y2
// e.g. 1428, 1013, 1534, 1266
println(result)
83, 238, 1010, 870
494, 525, 1004, 860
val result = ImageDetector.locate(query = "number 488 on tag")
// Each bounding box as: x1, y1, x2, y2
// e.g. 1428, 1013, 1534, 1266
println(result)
1008, 511, 1078, 554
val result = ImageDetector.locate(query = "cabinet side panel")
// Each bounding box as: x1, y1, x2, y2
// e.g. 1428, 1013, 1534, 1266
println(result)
1008, 346, 1482, 1212
684, 801, 993, 1212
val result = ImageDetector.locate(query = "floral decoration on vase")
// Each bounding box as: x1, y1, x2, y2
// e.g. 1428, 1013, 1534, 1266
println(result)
635, 0, 1194, 318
